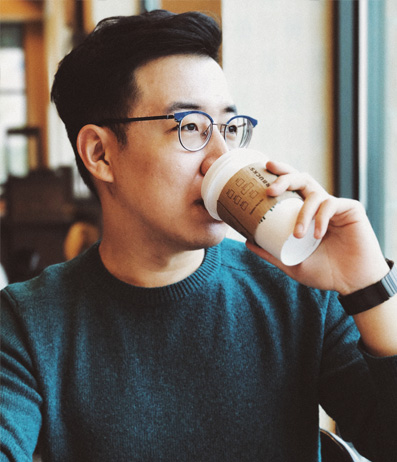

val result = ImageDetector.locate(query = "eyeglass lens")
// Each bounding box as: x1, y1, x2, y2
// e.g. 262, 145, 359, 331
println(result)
178, 113, 254, 151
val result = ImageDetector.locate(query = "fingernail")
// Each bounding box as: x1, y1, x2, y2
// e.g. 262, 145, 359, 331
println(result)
295, 223, 304, 237
314, 226, 323, 240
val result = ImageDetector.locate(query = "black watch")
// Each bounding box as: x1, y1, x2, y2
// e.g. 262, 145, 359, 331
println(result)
338, 259, 397, 315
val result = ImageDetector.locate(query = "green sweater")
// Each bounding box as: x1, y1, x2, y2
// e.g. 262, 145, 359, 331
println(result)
1, 239, 396, 461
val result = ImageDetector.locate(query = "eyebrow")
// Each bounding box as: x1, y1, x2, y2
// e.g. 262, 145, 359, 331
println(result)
165, 101, 238, 116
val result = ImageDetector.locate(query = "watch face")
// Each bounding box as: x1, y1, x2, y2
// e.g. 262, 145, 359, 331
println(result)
383, 259, 397, 297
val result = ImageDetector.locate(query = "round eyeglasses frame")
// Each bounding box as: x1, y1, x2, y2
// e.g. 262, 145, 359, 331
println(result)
94, 110, 258, 152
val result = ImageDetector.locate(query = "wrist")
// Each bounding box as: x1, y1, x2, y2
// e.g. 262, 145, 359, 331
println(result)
338, 259, 397, 315
338, 257, 390, 296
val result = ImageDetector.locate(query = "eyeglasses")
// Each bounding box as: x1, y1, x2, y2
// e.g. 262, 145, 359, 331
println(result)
95, 110, 258, 152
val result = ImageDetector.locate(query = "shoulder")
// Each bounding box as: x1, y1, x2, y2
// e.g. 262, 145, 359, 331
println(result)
1, 245, 105, 361
1, 244, 100, 314
3, 260, 76, 304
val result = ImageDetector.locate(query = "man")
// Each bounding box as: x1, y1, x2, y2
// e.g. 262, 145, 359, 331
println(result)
1, 10, 396, 462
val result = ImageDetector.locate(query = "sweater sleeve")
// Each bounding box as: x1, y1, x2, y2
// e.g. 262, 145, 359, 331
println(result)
318, 291, 397, 462
1, 290, 42, 461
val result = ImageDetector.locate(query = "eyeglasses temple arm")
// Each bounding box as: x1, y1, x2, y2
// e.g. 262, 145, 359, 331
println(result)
94, 115, 175, 126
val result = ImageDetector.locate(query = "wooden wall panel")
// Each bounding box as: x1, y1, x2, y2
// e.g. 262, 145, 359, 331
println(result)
161, 0, 221, 19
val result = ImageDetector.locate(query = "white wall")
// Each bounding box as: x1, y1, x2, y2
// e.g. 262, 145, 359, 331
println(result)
222, 0, 333, 192
90, 0, 138, 27
222, 0, 336, 431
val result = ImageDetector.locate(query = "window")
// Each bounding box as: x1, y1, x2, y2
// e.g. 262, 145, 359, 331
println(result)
0, 24, 28, 182
365, 0, 396, 260
334, 1, 396, 260
383, 0, 397, 259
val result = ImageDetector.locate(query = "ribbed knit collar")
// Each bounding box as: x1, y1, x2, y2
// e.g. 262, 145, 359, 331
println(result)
84, 242, 221, 306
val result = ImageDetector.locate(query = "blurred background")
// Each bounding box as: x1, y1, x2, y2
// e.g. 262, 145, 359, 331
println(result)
0, 0, 396, 286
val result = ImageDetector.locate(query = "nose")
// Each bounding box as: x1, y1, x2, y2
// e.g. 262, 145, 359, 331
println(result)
200, 128, 229, 176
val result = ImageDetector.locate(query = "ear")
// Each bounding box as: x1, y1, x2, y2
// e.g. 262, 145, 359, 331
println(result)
76, 125, 115, 184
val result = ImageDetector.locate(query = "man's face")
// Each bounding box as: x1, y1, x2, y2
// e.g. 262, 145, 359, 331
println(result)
107, 54, 236, 252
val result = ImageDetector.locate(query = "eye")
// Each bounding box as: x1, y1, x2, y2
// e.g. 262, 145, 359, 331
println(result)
226, 124, 238, 135
181, 122, 199, 132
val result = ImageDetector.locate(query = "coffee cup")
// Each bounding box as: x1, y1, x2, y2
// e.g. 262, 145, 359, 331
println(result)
201, 148, 321, 266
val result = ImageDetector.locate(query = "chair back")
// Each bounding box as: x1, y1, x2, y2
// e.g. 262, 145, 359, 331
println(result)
320, 429, 367, 461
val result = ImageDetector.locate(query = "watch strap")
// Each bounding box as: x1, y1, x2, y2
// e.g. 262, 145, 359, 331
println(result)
338, 259, 397, 315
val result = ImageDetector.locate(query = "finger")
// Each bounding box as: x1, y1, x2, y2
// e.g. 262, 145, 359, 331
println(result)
294, 191, 328, 238
309, 197, 359, 240
265, 160, 298, 175
266, 172, 314, 198
313, 197, 338, 239
266, 171, 326, 199
297, 192, 332, 237
265, 161, 319, 198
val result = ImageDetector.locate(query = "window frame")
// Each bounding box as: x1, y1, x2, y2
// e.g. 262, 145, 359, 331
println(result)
333, 0, 387, 252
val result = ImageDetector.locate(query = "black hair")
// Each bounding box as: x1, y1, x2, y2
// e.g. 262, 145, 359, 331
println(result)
51, 10, 222, 195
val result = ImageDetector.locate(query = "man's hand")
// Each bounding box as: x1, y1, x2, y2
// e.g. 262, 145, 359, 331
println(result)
246, 161, 397, 357
245, 160, 390, 294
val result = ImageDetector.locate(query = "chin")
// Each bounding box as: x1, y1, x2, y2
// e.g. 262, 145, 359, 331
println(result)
188, 222, 229, 250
